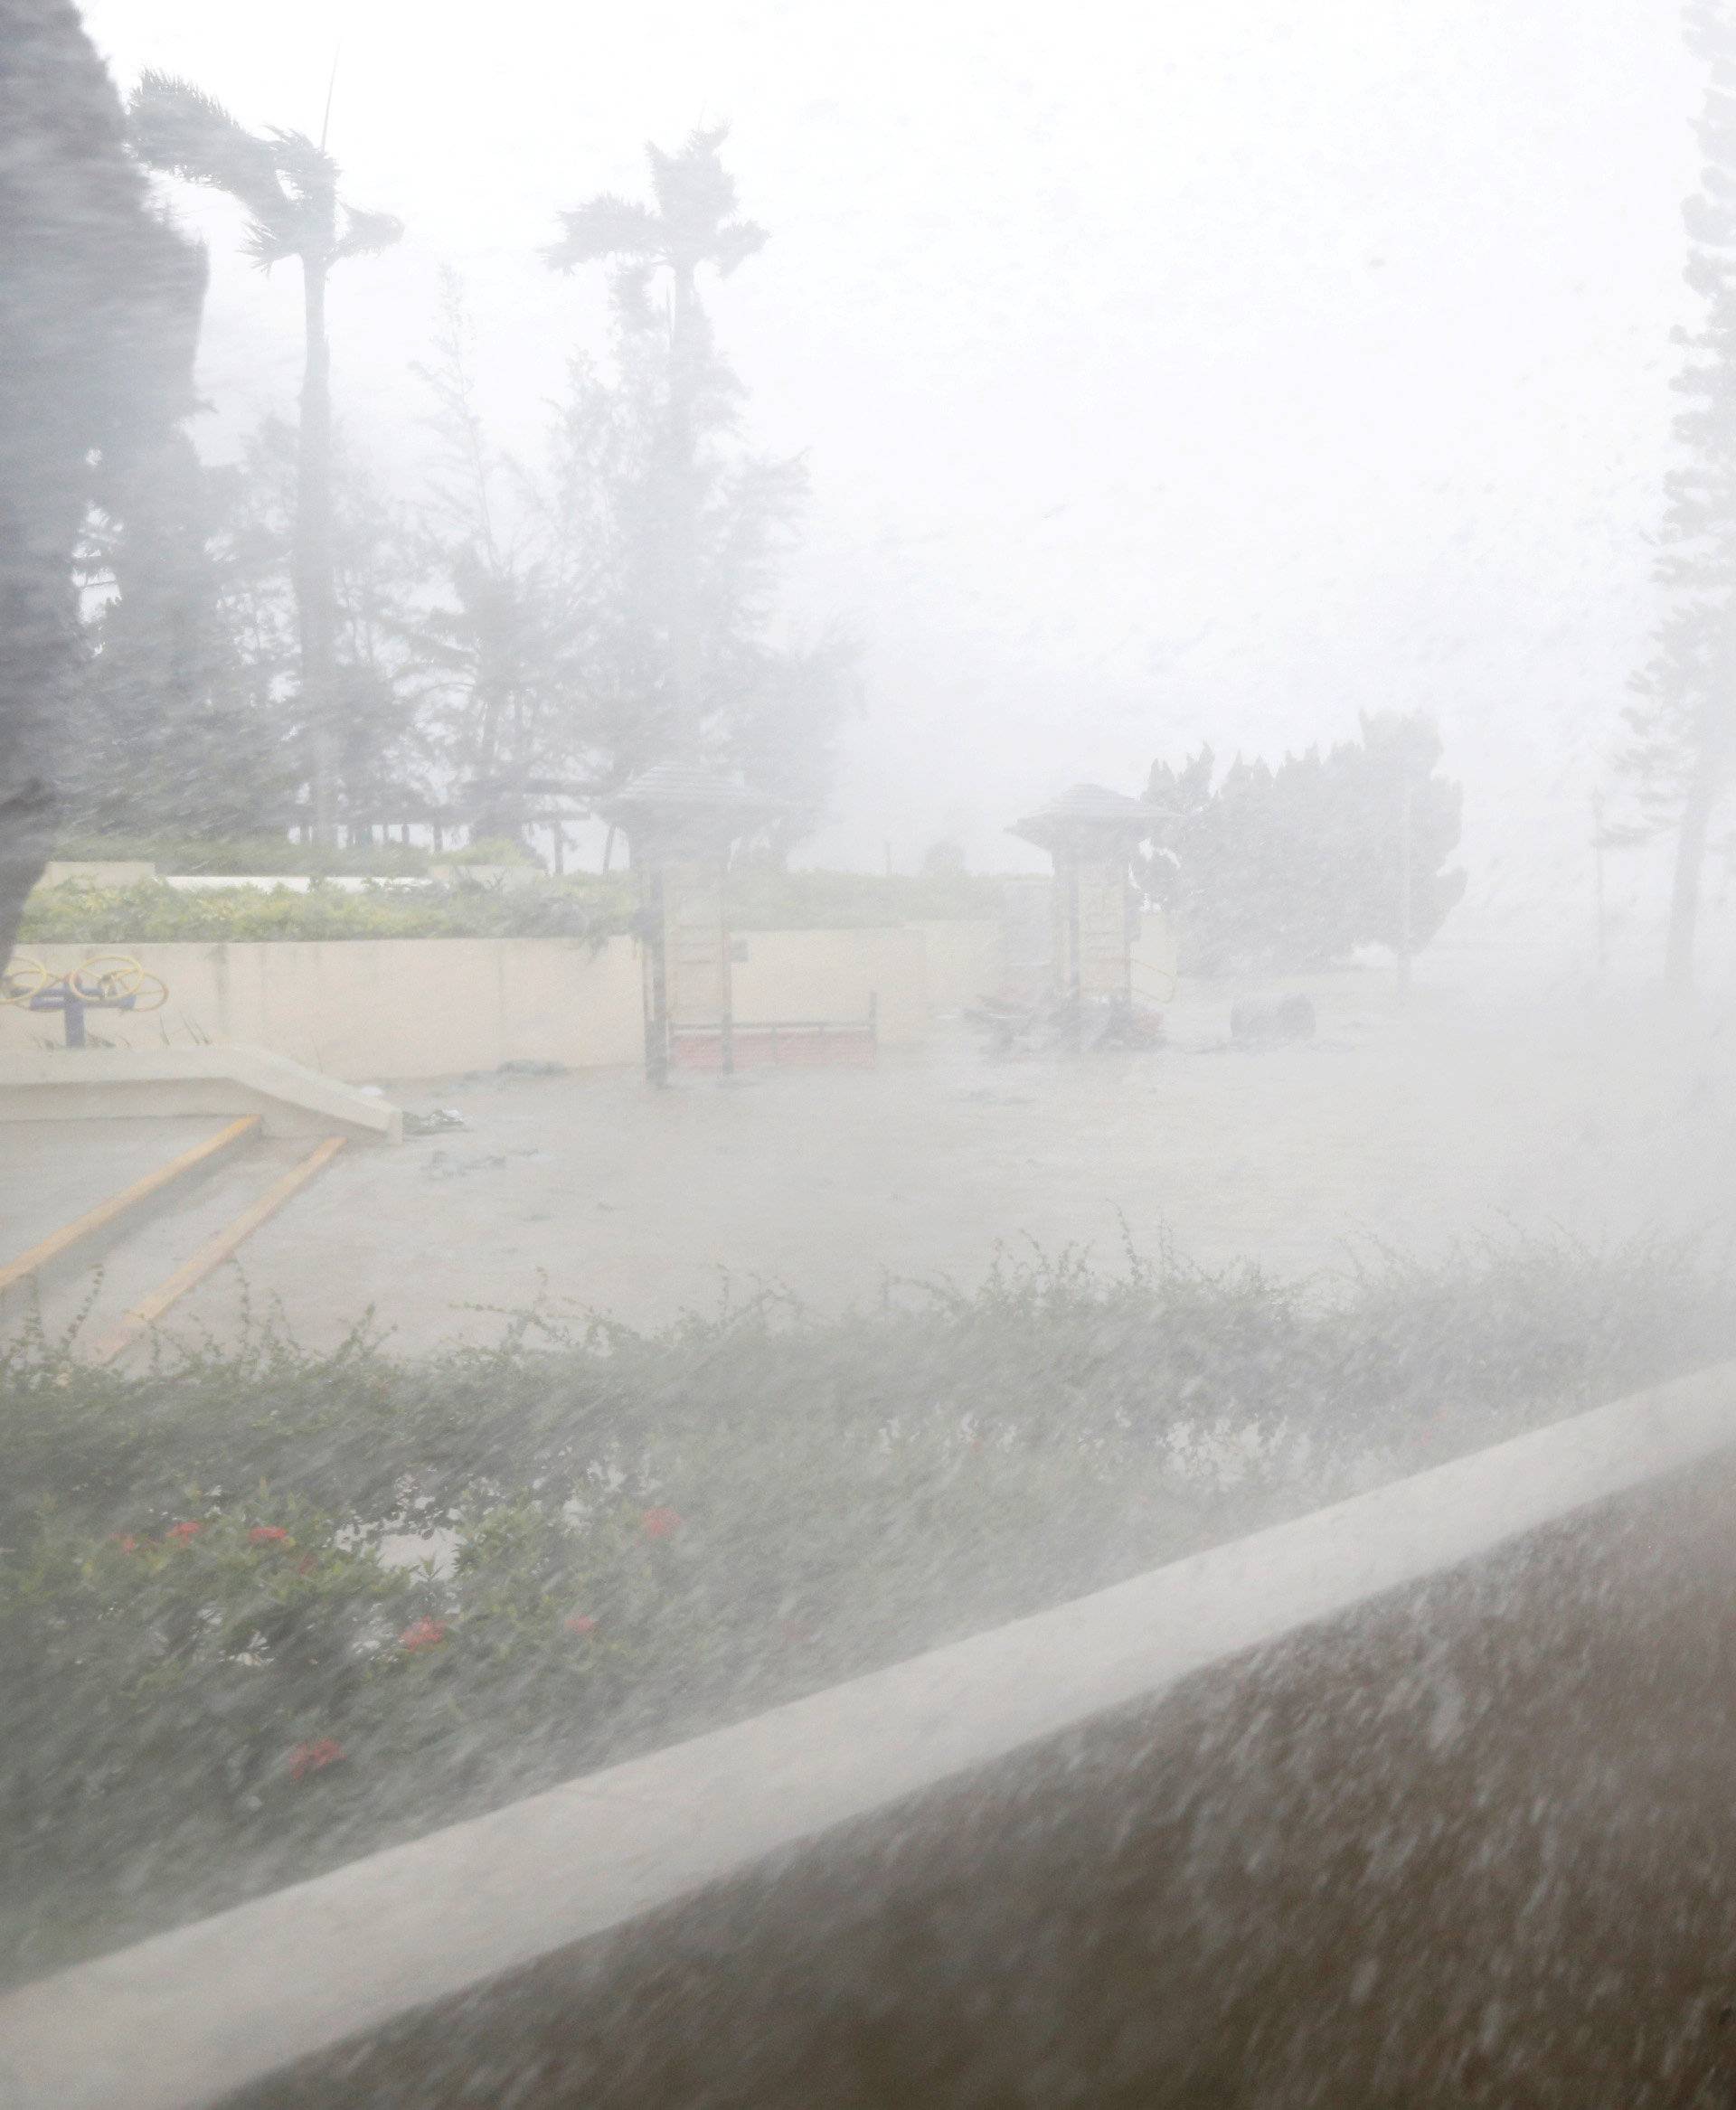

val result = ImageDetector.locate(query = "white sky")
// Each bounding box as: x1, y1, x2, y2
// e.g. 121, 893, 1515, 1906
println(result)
80, 0, 1701, 902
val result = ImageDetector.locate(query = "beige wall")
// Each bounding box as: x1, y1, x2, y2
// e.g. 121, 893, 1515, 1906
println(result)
909, 918, 1008, 1011
0, 924, 1005, 1080
0, 939, 644, 1081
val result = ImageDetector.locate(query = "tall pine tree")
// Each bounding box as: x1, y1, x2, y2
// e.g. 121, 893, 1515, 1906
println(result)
1623, 0, 1736, 991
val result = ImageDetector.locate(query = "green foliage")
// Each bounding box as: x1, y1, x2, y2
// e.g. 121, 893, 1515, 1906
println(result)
1142, 711, 1467, 975
2, 1231, 1728, 1983
17, 869, 996, 942
63, 435, 297, 841
543, 130, 856, 835
16, 879, 634, 946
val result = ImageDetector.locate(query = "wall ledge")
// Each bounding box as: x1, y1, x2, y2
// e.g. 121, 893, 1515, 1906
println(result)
4, 1360, 1734, 2109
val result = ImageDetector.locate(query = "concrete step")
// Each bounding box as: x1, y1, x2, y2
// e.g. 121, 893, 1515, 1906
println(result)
14, 1135, 335, 1357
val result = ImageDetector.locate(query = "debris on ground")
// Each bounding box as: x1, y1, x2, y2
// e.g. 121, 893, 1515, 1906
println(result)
965, 991, 1165, 1059
458, 1059, 572, 1085
404, 1107, 469, 1135
1230, 994, 1317, 1049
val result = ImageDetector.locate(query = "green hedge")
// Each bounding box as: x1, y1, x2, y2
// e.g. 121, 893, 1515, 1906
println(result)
16, 879, 636, 946
3, 1231, 1727, 1986
16, 870, 1005, 944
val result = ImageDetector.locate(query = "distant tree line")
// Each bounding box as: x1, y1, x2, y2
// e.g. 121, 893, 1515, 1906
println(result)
55, 79, 855, 863
1139, 711, 1466, 975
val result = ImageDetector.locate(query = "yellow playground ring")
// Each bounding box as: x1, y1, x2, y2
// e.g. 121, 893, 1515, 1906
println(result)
0, 954, 169, 1014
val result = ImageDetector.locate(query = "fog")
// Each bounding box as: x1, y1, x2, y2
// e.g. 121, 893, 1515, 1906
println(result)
76, 0, 1703, 890
6, 2, 1736, 2105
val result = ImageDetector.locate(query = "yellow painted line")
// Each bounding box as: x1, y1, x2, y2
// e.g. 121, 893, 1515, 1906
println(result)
0, 1116, 262, 1298
88, 1135, 347, 1366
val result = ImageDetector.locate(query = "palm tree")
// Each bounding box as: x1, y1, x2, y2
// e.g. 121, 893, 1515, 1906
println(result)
129, 73, 402, 843
547, 127, 765, 734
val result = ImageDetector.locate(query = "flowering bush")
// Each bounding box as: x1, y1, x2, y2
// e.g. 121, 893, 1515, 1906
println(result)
3, 1231, 1730, 1986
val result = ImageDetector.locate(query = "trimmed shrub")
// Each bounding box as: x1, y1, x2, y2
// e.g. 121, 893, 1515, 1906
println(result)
15, 878, 635, 946
16, 869, 1002, 945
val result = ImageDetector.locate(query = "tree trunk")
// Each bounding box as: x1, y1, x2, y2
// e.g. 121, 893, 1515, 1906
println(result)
296, 259, 340, 845
0, 545, 71, 971
1665, 757, 1718, 995
666, 265, 702, 743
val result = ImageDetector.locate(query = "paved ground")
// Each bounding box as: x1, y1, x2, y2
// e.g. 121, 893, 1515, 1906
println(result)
6, 966, 1730, 1357
0, 1116, 221, 1258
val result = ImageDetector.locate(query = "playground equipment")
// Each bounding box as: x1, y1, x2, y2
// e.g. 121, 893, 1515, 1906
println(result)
0, 955, 167, 1047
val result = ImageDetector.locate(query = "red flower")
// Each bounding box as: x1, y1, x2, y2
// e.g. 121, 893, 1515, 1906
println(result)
166, 1521, 203, 1542
249, 1526, 291, 1544
399, 1617, 448, 1652
563, 1614, 598, 1636
640, 1506, 683, 1541
288, 1738, 344, 1782
110, 1534, 140, 1554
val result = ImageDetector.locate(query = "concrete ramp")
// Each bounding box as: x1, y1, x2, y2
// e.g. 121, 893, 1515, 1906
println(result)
0, 1046, 401, 1143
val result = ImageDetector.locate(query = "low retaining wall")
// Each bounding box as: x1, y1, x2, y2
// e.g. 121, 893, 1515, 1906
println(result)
0, 923, 1006, 1082
8, 1366, 1736, 2108
0, 1047, 402, 1141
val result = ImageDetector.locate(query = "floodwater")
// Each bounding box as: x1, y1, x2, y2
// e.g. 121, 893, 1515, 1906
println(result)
14, 958, 1731, 1355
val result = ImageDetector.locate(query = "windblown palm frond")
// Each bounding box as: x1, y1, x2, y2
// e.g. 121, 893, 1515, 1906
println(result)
710, 218, 769, 278
129, 78, 401, 274
239, 217, 307, 271
335, 208, 407, 260
648, 127, 767, 272
546, 196, 665, 271
128, 71, 288, 226
549, 131, 767, 281
264, 128, 340, 200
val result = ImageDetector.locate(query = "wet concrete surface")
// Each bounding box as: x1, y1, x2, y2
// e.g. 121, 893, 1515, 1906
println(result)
4, 972, 1722, 1356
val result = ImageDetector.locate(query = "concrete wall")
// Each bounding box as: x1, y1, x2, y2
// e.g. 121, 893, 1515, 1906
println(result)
914, 918, 1009, 1011
0, 939, 644, 1080
0, 925, 1005, 1080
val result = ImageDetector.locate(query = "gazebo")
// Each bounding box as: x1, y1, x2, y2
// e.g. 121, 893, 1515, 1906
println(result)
1010, 784, 1165, 1027
599, 761, 783, 1086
